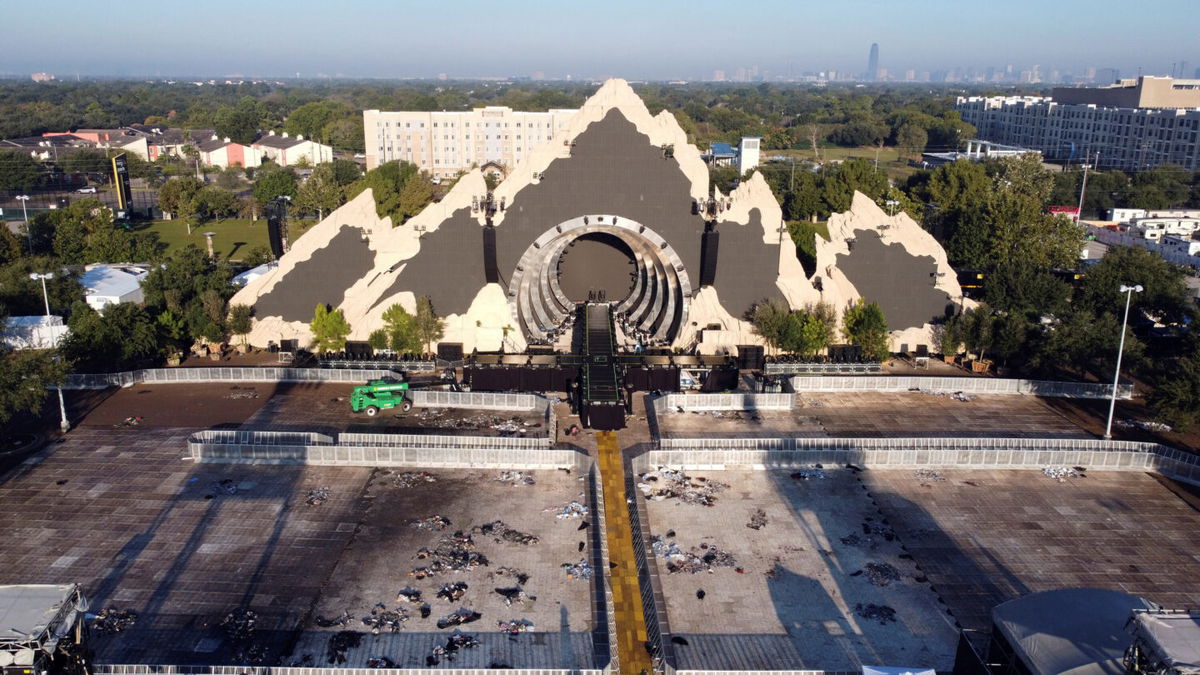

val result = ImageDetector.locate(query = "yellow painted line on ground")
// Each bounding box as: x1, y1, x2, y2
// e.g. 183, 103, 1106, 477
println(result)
597, 431, 653, 675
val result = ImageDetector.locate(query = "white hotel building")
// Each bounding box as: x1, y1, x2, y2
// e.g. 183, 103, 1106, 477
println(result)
363, 106, 579, 178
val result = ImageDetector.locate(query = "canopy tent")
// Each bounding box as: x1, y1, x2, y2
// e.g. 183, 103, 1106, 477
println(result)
1127, 610, 1200, 674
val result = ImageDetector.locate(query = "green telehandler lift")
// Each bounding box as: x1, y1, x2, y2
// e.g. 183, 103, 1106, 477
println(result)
350, 378, 414, 416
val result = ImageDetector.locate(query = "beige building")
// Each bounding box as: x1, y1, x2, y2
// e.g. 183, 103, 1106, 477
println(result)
363, 106, 578, 177
1051, 76, 1200, 109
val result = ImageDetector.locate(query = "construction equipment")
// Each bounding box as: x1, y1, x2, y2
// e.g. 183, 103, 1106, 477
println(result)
350, 378, 413, 416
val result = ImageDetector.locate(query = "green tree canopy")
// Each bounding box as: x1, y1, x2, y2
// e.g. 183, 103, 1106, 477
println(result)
414, 296, 445, 354
842, 299, 889, 361
0, 149, 43, 191
253, 164, 299, 207
0, 349, 68, 427
310, 303, 351, 353
381, 303, 421, 353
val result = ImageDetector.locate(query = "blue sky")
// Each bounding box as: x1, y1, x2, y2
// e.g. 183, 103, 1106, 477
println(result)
2, 0, 1196, 79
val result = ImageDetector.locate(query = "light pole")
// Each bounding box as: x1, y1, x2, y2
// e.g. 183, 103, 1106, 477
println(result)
29, 272, 70, 433
16, 195, 30, 253
1104, 284, 1143, 440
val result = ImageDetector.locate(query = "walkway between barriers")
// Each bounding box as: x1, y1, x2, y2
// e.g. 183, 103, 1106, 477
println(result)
596, 431, 652, 674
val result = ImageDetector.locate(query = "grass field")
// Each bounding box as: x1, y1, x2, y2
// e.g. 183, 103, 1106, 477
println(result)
131, 218, 317, 261
774, 146, 918, 182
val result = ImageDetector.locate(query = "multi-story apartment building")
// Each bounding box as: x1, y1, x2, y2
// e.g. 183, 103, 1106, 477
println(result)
956, 77, 1200, 171
362, 106, 579, 177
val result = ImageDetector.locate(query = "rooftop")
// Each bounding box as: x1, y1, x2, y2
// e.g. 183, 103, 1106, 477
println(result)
80, 265, 147, 298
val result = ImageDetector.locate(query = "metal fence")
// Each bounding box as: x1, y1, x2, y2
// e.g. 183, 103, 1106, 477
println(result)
412, 390, 546, 411
64, 368, 401, 389
764, 362, 882, 375
319, 359, 436, 372
94, 666, 602, 675
784, 376, 1133, 399
635, 436, 1200, 485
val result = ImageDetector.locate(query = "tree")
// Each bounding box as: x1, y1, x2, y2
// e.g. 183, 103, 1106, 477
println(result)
0, 349, 68, 427
310, 303, 351, 353
381, 303, 421, 353
926, 159, 990, 212
346, 160, 421, 223
1150, 344, 1200, 429
397, 173, 434, 223
296, 164, 344, 220
367, 329, 389, 352
253, 165, 299, 207
1075, 245, 1193, 325
192, 186, 237, 222
60, 149, 110, 176
984, 263, 1072, 319
895, 123, 928, 160
284, 101, 351, 143
0, 149, 43, 191
213, 97, 263, 145
414, 297, 444, 355
61, 301, 158, 372
750, 298, 790, 351
842, 298, 889, 361
158, 176, 205, 219
228, 304, 253, 347
827, 119, 888, 147
819, 158, 888, 212
324, 117, 365, 153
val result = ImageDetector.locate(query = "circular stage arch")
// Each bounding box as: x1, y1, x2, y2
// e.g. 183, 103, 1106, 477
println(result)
507, 215, 693, 345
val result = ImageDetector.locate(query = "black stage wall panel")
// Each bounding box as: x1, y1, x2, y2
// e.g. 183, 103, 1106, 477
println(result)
437, 343, 464, 361
267, 216, 284, 259
736, 345, 765, 370
699, 230, 720, 286
483, 226, 500, 283
701, 367, 739, 392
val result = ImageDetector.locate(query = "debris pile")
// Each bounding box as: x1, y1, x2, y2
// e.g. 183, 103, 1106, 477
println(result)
412, 533, 489, 578
436, 582, 469, 603
494, 586, 536, 606
212, 479, 238, 496
426, 632, 480, 666
547, 500, 590, 519
412, 515, 452, 531
651, 536, 738, 574
789, 468, 826, 481
636, 468, 729, 506
326, 631, 362, 665
314, 611, 351, 628
747, 508, 768, 530
220, 608, 266, 663
475, 520, 539, 545
841, 518, 895, 548
396, 587, 423, 604
562, 559, 594, 580
855, 603, 898, 624
852, 562, 902, 586
1116, 419, 1172, 433
1043, 466, 1085, 481
436, 609, 482, 629
366, 656, 396, 668
497, 619, 533, 635
496, 471, 536, 486
493, 566, 531, 585
225, 388, 259, 400
392, 471, 437, 488
305, 487, 331, 506
361, 604, 407, 634
914, 469, 945, 483
91, 607, 138, 634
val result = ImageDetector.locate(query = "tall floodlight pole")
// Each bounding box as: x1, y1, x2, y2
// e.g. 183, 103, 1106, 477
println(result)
1076, 159, 1091, 221
16, 195, 31, 253
29, 272, 70, 433
1104, 284, 1143, 440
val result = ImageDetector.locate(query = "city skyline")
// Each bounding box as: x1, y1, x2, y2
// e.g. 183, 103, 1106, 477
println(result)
1, 0, 1196, 82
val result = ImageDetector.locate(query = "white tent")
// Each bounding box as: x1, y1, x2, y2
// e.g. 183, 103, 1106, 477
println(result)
862, 667, 936, 675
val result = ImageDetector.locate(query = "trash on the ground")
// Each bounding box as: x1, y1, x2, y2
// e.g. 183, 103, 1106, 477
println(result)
426, 631, 480, 665
547, 500, 590, 519
497, 471, 535, 486
494, 586, 536, 606
1116, 418, 1172, 433
856, 603, 898, 624
91, 607, 138, 634
914, 469, 946, 482
366, 656, 396, 668
497, 619, 533, 635
562, 559, 594, 579
305, 487, 330, 506
493, 566, 531, 585
475, 520, 539, 545
396, 587, 423, 604
225, 388, 259, 400
747, 508, 768, 530
1043, 466, 1083, 481
651, 536, 737, 574
326, 631, 362, 665
852, 561, 902, 586
696, 589, 706, 600
220, 608, 266, 663
314, 611, 351, 628
412, 515, 452, 531
212, 478, 238, 496
637, 468, 729, 506
392, 471, 437, 488
436, 582, 469, 602
436, 608, 482, 629
789, 468, 826, 481
412, 532, 489, 578
361, 603, 408, 634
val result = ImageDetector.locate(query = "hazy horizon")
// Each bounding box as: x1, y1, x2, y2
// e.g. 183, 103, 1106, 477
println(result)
3, 0, 1196, 81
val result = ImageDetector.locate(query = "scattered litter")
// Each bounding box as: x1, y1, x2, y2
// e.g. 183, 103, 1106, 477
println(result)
651, 536, 738, 574
425, 632, 480, 666
494, 586, 536, 606
497, 471, 536, 486
853, 561, 902, 586
547, 501, 590, 519
326, 631, 362, 665
411, 410, 541, 436
493, 566, 531, 585
412, 532, 488, 578
396, 587, 423, 604
637, 468, 729, 506
436, 609, 482, 629
696, 589, 706, 600
361, 603, 408, 634
475, 520, 539, 545
392, 471, 437, 488
841, 519, 895, 548
91, 607, 138, 634
220, 608, 266, 663
855, 603, 898, 624
562, 559, 594, 580
305, 487, 330, 506
437, 582, 469, 602
114, 416, 142, 428
412, 515, 452, 531
952, 391, 975, 402
1043, 466, 1084, 481
914, 469, 945, 483
225, 388, 259, 400
789, 468, 826, 481
1116, 419, 1173, 433
497, 619, 533, 635
212, 478, 238, 496
366, 656, 396, 668
746, 508, 768, 530
314, 611, 351, 628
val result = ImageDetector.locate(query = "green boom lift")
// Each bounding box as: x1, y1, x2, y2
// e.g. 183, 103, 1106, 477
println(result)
350, 379, 414, 416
